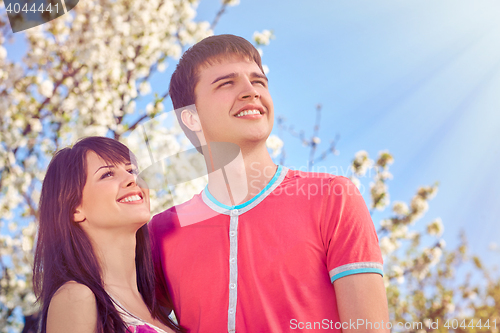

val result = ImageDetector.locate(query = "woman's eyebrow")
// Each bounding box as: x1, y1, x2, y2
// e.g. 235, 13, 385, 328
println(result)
94, 165, 114, 174
93, 162, 133, 174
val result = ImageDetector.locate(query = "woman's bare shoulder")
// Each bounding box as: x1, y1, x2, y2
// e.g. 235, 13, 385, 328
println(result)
47, 281, 97, 333
52, 281, 94, 299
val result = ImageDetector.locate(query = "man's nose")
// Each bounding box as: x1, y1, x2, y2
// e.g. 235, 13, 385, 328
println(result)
238, 79, 260, 99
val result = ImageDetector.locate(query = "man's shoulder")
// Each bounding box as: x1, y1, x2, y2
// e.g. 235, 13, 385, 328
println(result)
150, 193, 207, 226
151, 204, 177, 221
285, 168, 350, 184
281, 169, 360, 200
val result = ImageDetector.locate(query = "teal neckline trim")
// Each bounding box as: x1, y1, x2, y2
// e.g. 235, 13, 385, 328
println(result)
204, 165, 283, 210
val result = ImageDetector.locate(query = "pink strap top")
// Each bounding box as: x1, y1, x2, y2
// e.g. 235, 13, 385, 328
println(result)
109, 295, 171, 333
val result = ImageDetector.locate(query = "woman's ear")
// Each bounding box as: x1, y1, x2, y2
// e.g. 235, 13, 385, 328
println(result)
73, 207, 86, 223
181, 108, 202, 132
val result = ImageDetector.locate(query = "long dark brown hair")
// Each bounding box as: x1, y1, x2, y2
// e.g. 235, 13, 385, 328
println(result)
33, 136, 181, 333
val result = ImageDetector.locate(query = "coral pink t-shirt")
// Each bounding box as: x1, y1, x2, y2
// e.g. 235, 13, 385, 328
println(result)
150, 166, 383, 332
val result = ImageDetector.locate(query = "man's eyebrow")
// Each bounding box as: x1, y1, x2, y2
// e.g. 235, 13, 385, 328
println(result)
211, 72, 268, 85
211, 73, 237, 85
250, 72, 268, 81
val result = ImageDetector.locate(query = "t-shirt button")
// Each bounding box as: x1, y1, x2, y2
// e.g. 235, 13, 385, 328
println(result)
229, 231, 236, 237
230, 258, 236, 263
230, 283, 236, 289
228, 308, 235, 314
231, 209, 239, 216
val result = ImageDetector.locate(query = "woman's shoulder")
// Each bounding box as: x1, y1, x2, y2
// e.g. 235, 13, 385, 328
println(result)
53, 281, 95, 300
47, 281, 97, 332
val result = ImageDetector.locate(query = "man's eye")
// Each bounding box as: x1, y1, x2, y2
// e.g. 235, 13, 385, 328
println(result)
253, 80, 266, 86
219, 81, 233, 87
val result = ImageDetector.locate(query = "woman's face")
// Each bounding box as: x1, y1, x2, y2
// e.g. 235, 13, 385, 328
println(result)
74, 151, 150, 232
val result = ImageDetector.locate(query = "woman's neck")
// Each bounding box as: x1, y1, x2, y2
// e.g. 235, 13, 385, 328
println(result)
89, 230, 139, 293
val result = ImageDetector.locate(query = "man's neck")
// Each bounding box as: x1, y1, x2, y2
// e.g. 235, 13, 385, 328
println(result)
206, 144, 278, 207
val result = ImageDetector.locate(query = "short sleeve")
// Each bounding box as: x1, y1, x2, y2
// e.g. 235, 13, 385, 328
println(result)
148, 213, 176, 319
321, 176, 384, 283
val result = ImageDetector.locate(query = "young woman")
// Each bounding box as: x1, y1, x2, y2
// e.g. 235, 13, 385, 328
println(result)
33, 136, 181, 333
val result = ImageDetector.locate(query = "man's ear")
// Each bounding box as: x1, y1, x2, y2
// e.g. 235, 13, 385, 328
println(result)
73, 207, 86, 223
180, 109, 202, 132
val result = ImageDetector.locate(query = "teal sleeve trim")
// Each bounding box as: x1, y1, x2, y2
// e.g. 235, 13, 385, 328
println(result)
204, 165, 283, 210
330, 268, 384, 283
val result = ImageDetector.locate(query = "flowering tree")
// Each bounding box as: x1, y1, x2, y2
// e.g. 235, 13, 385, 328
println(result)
0, 0, 240, 330
0, 1, 498, 332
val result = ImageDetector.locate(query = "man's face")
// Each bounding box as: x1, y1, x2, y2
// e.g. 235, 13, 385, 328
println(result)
193, 56, 274, 148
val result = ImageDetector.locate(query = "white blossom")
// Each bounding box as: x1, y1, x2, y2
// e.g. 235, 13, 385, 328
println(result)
438, 239, 446, 248
380, 236, 400, 256
429, 246, 442, 266
39, 80, 54, 98
410, 195, 429, 219
350, 176, 361, 190
391, 265, 405, 284
146, 103, 155, 113
223, 0, 240, 6
405, 231, 419, 240
352, 150, 373, 177
266, 134, 283, 157
393, 201, 409, 216
392, 225, 408, 239
380, 219, 393, 229
376, 150, 394, 168
0, 45, 7, 59
253, 30, 274, 46
158, 62, 167, 72
262, 64, 269, 75
377, 170, 393, 181
426, 218, 444, 236
370, 180, 390, 211
29, 118, 43, 133
139, 81, 152, 95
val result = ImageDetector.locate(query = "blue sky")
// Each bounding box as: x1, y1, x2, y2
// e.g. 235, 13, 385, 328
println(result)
188, 0, 500, 267
4, 0, 500, 268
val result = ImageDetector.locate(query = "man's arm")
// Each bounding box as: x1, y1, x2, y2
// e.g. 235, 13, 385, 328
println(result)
334, 273, 390, 333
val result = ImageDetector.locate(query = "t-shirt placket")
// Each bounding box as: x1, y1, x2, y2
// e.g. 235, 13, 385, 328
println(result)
200, 166, 287, 332
227, 208, 239, 332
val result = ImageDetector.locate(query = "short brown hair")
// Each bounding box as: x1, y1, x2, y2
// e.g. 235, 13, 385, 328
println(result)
169, 34, 264, 151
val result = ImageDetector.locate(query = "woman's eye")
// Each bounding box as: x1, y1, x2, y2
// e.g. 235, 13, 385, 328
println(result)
128, 168, 139, 175
100, 171, 113, 179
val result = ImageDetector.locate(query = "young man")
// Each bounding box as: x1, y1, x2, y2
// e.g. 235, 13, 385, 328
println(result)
149, 34, 390, 332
